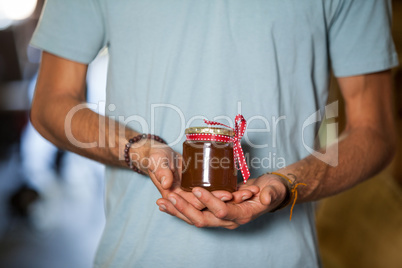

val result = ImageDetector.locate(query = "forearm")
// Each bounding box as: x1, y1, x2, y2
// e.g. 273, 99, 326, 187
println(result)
31, 94, 141, 168
279, 125, 395, 202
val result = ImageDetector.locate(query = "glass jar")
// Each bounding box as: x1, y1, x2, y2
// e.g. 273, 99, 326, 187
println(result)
181, 127, 237, 192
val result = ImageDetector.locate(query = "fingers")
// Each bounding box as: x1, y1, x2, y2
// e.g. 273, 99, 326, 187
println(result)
238, 182, 258, 192
259, 185, 274, 206
157, 194, 239, 229
157, 186, 265, 229
231, 186, 260, 203
155, 177, 284, 229
210, 190, 233, 202
259, 182, 285, 209
192, 188, 229, 219
175, 190, 206, 211
156, 198, 193, 225
192, 188, 246, 222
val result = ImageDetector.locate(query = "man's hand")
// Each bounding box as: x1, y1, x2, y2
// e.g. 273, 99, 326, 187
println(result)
142, 141, 259, 225
145, 141, 212, 211
156, 174, 286, 229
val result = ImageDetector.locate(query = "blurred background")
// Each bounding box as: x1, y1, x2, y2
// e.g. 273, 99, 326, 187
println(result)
0, 1, 400, 268
0, 1, 106, 267
316, 1, 402, 267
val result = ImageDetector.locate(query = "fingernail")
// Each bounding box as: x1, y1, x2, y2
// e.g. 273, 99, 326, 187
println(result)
241, 195, 248, 201
221, 196, 230, 201
161, 177, 165, 186
193, 191, 201, 198
168, 197, 176, 205
159, 204, 167, 211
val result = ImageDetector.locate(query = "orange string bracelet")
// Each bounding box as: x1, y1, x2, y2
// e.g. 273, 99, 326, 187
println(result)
269, 172, 307, 221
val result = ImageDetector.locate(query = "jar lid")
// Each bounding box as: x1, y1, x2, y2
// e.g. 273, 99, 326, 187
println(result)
185, 127, 234, 137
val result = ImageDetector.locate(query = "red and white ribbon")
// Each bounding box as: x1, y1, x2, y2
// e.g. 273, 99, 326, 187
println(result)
186, 114, 250, 183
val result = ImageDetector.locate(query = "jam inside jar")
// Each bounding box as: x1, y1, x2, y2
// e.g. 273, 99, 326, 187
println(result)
181, 127, 237, 192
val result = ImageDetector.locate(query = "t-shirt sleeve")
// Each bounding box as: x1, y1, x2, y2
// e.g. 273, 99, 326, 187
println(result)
327, 0, 399, 77
30, 0, 106, 64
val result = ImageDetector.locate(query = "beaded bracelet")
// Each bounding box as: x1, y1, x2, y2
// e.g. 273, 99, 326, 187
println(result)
267, 172, 307, 221
124, 134, 167, 175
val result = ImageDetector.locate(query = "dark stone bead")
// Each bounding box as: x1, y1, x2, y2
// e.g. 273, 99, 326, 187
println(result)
124, 148, 129, 153
125, 143, 131, 148
129, 139, 134, 143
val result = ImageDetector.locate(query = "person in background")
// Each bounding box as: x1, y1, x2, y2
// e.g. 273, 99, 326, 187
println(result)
29, 0, 398, 267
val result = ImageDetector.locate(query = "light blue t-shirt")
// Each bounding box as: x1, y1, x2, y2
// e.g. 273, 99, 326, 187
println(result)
31, 0, 398, 267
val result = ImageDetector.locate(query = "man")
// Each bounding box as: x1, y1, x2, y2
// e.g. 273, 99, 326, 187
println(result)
30, 0, 398, 267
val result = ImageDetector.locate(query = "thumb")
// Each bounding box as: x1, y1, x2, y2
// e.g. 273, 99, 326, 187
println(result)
259, 185, 277, 206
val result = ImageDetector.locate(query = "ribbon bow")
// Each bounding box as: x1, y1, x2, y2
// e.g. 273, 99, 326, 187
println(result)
203, 114, 250, 183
